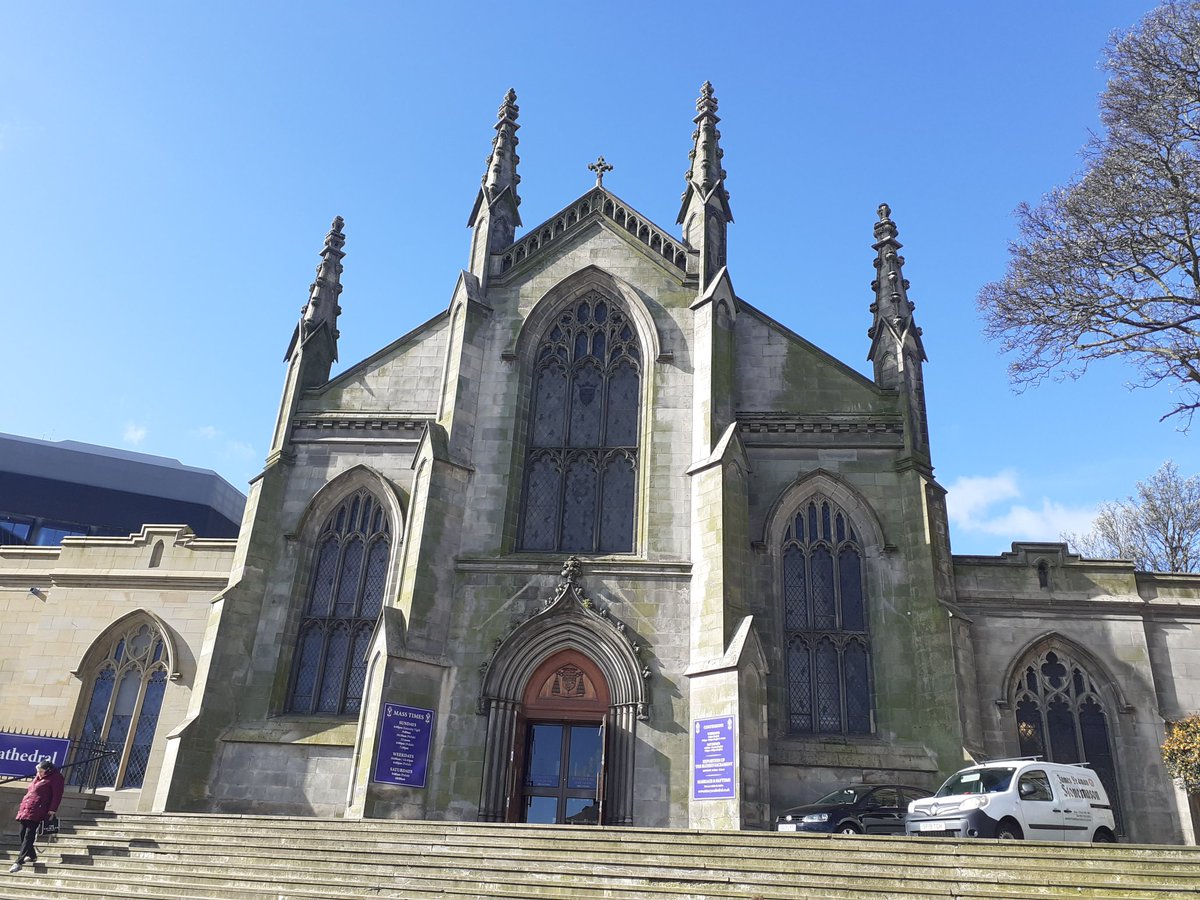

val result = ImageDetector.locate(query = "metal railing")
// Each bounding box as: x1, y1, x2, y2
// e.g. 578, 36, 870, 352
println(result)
0, 731, 119, 793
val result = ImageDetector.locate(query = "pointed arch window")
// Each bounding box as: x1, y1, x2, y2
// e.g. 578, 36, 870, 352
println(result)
519, 291, 641, 553
1011, 645, 1123, 832
76, 618, 169, 789
782, 496, 873, 734
287, 488, 390, 716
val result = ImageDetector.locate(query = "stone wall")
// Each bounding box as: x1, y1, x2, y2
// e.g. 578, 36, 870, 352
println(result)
955, 543, 1200, 844
0, 526, 234, 812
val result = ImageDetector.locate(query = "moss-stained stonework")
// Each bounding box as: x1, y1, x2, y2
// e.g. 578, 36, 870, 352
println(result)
0, 89, 1167, 843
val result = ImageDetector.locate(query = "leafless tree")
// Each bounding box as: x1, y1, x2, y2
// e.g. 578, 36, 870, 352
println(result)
1064, 461, 1200, 572
979, 1, 1200, 426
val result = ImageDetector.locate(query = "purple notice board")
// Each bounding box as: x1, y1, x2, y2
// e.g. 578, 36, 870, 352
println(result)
692, 716, 736, 800
373, 703, 435, 788
0, 733, 71, 778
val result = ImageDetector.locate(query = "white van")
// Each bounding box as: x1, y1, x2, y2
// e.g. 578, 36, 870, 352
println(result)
905, 759, 1117, 842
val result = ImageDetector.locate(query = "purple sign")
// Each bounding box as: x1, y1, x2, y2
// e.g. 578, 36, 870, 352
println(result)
373, 703, 435, 788
0, 733, 71, 778
692, 716, 736, 800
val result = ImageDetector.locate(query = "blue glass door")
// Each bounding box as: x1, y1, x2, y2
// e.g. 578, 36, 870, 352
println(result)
520, 722, 603, 824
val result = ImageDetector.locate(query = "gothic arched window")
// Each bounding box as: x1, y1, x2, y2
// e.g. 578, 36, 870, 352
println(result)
287, 489, 390, 716
76, 618, 169, 789
519, 291, 641, 553
782, 496, 873, 734
1011, 645, 1123, 831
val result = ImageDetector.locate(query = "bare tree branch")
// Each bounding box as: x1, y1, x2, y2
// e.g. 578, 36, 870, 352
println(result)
1063, 461, 1200, 572
979, 2, 1200, 425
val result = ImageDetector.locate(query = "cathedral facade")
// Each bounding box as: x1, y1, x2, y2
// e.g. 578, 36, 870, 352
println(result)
2, 85, 1198, 843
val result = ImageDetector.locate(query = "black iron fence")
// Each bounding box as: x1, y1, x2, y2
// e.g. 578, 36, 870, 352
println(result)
0, 729, 118, 793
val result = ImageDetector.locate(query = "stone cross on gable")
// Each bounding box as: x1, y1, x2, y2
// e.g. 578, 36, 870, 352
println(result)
588, 156, 613, 187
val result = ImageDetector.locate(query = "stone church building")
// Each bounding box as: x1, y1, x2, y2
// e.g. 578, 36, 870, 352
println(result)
2, 85, 1198, 844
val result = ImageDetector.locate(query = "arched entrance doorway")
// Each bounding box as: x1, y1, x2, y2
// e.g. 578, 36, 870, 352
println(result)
514, 649, 610, 824
477, 559, 647, 826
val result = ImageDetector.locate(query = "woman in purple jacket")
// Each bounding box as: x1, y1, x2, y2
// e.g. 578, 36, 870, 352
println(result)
9, 759, 64, 873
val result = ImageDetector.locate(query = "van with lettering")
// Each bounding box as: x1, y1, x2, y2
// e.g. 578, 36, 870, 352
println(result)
905, 759, 1117, 842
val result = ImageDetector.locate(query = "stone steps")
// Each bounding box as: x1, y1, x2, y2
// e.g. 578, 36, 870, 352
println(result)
23, 832, 1200, 892
0, 812, 1196, 899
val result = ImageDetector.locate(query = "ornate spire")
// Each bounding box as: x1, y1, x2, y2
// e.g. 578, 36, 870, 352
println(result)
686, 81, 728, 202
867, 203, 930, 452
677, 82, 733, 287
301, 216, 346, 348
868, 203, 921, 354
482, 88, 521, 206
467, 89, 523, 274
286, 216, 345, 370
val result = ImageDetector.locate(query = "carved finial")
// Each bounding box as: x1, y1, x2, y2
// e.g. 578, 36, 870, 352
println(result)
688, 81, 725, 195
588, 156, 613, 187
560, 556, 581, 586
678, 82, 732, 231
482, 88, 521, 204
873, 201, 898, 242
868, 202, 927, 382
304, 216, 346, 328
286, 215, 346, 374
325, 216, 346, 249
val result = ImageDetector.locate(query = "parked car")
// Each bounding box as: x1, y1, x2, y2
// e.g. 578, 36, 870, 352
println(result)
775, 784, 932, 835
905, 759, 1117, 842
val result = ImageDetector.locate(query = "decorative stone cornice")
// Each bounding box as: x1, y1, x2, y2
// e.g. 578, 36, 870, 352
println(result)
737, 414, 903, 436
455, 557, 690, 580
12, 571, 232, 592
291, 415, 430, 443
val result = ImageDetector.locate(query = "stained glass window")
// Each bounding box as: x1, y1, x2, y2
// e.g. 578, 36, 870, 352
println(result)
75, 620, 169, 789
781, 496, 873, 734
519, 291, 641, 553
1011, 646, 1123, 832
287, 488, 390, 715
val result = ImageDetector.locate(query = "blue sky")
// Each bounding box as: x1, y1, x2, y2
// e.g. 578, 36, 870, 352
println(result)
2, 1, 1192, 556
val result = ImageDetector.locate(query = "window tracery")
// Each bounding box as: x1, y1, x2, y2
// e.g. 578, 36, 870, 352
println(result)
76, 618, 169, 789
781, 496, 873, 734
1011, 645, 1123, 831
287, 488, 390, 716
519, 291, 641, 553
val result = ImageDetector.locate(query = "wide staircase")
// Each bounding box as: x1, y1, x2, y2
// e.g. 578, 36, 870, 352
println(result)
1, 811, 1198, 899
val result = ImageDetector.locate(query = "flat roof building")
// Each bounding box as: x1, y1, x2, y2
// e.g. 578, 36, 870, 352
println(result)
0, 432, 245, 544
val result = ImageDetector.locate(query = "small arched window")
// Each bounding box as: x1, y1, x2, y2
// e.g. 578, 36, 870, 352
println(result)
76, 618, 169, 789
781, 496, 873, 734
519, 291, 641, 553
1012, 645, 1123, 832
287, 488, 390, 716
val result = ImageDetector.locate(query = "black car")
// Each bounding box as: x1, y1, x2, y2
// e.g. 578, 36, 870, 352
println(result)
775, 784, 932, 835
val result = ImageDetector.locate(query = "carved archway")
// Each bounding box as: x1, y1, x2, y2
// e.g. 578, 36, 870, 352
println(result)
477, 558, 647, 825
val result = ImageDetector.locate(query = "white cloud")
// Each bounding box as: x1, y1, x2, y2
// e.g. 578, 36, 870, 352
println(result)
193, 425, 220, 440
946, 471, 1097, 543
945, 471, 1020, 527
123, 423, 147, 446
225, 440, 255, 459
